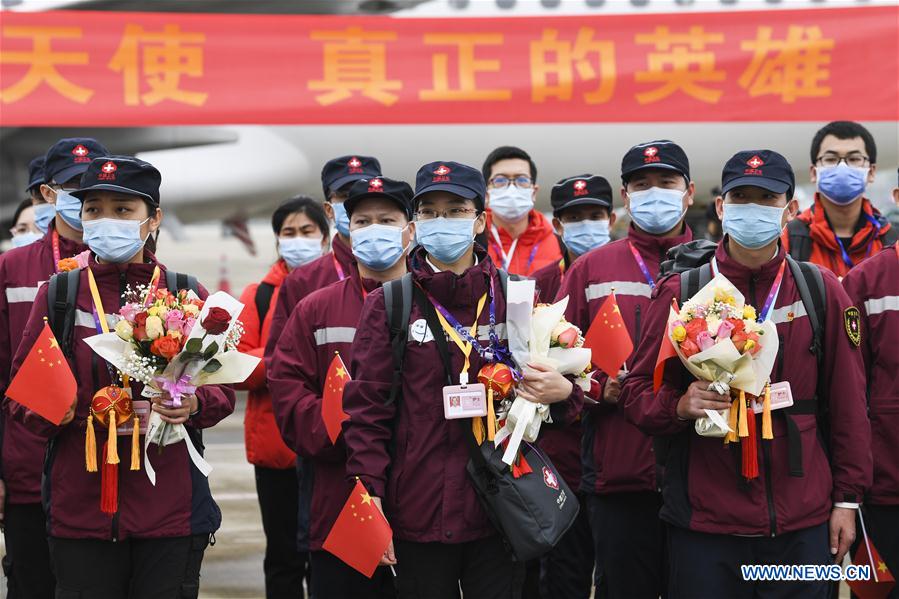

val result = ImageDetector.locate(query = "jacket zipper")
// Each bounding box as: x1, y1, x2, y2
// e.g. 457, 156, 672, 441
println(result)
634, 304, 642, 344
749, 274, 777, 537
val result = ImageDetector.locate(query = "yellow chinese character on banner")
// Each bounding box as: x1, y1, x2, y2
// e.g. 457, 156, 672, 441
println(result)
308, 27, 402, 106
108, 24, 207, 106
420, 33, 511, 101
0, 26, 93, 104
530, 28, 616, 103
739, 26, 834, 103
634, 26, 725, 104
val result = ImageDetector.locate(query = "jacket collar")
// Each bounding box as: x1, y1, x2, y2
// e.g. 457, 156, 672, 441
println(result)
263, 260, 291, 286
714, 237, 786, 291
332, 234, 356, 271
43, 219, 87, 260
486, 209, 555, 246
626, 223, 693, 264
804, 194, 890, 252
410, 246, 494, 308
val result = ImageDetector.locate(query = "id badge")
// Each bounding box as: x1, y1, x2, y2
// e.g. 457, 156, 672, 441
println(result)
751, 381, 794, 414
118, 400, 151, 435
443, 383, 487, 420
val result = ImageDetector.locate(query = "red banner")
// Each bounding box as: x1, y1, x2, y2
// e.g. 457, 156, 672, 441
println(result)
1, 7, 896, 126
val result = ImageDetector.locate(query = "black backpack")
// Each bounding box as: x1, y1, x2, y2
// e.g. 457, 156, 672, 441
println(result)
786, 216, 898, 262
254, 282, 276, 325
657, 241, 829, 476
47, 268, 199, 357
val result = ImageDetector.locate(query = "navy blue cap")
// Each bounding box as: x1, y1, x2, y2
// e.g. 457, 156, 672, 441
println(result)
26, 156, 45, 192
551, 174, 613, 216
43, 138, 109, 186
321, 155, 381, 198
344, 177, 414, 221
412, 161, 486, 211
721, 150, 795, 198
71, 156, 162, 206
621, 140, 690, 183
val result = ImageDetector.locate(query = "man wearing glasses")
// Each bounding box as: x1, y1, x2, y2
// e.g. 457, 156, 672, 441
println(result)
481, 146, 562, 276
783, 121, 896, 278
1, 137, 108, 599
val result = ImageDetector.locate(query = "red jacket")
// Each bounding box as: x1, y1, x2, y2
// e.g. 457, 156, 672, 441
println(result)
782, 195, 893, 279
268, 273, 375, 550
842, 244, 899, 506
622, 242, 872, 536
0, 223, 86, 503
486, 209, 562, 277
343, 248, 584, 544
264, 236, 355, 363
556, 225, 692, 494
235, 260, 296, 470
4, 256, 236, 540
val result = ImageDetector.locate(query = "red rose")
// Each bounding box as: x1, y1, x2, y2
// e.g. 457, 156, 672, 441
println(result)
680, 338, 700, 358
201, 307, 231, 335
150, 336, 181, 360
133, 325, 148, 342
134, 312, 148, 327
684, 318, 707, 342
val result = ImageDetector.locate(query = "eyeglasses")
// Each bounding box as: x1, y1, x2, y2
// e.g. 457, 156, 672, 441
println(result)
816, 152, 870, 168
49, 183, 80, 193
488, 175, 533, 190
414, 208, 479, 220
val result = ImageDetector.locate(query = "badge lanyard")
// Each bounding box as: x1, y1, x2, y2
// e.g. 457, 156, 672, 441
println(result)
627, 241, 656, 290
832, 214, 881, 269
423, 288, 487, 385
51, 229, 61, 273
87, 268, 129, 387
143, 266, 162, 307
710, 258, 786, 323
332, 254, 347, 282
490, 225, 519, 271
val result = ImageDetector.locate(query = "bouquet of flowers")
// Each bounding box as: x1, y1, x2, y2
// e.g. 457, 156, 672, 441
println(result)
496, 292, 592, 466
84, 286, 259, 485
666, 272, 778, 478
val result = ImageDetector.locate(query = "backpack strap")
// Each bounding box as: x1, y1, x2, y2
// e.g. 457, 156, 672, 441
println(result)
165, 270, 200, 295
384, 273, 413, 406
47, 269, 81, 358
254, 282, 276, 324
786, 218, 813, 262
678, 263, 713, 305
881, 224, 898, 247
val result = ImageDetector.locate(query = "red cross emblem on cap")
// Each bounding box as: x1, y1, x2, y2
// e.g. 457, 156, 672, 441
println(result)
348, 157, 361, 168
72, 145, 89, 157
574, 180, 587, 190
368, 178, 383, 192
434, 165, 451, 176
747, 155, 764, 169
101, 161, 117, 174
644, 147, 658, 157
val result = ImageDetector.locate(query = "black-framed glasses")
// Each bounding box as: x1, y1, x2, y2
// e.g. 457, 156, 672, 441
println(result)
815, 152, 870, 168
488, 175, 533, 189
414, 207, 479, 220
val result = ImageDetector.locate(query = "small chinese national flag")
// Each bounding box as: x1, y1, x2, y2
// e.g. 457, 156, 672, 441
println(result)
322, 480, 393, 578
322, 353, 350, 444
6, 322, 77, 425
654, 300, 680, 392
583, 292, 633, 377
848, 535, 895, 599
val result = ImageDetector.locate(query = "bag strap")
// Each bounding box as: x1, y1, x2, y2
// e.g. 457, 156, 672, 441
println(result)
254, 282, 276, 324
165, 270, 200, 295
881, 224, 898, 247
385, 273, 414, 406
47, 269, 81, 358
678, 263, 713, 305
786, 218, 813, 262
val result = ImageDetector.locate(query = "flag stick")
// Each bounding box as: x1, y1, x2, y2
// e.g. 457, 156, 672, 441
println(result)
858, 507, 878, 582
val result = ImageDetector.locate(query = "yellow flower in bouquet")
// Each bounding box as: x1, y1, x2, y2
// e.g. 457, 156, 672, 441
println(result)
742, 305, 757, 321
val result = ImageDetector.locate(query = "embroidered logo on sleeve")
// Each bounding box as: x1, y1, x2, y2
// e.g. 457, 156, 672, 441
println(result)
843, 306, 861, 347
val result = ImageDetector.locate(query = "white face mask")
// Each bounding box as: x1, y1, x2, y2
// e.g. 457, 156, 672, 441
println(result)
82, 218, 150, 263
489, 185, 534, 223
279, 236, 324, 269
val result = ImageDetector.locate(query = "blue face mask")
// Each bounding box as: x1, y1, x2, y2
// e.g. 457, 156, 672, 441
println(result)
817, 164, 868, 205
562, 219, 610, 257
55, 190, 84, 231
11, 231, 43, 248
331, 202, 351, 237
279, 236, 323, 269
627, 187, 686, 235
415, 217, 476, 265
722, 203, 786, 250
351, 223, 408, 271
83, 218, 150, 263
33, 203, 56, 234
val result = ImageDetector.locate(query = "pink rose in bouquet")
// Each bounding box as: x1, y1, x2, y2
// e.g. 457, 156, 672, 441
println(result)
695, 331, 715, 352
716, 319, 735, 340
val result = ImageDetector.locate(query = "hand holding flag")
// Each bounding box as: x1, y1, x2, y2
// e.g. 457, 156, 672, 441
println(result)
6, 321, 77, 425
847, 510, 895, 599
322, 479, 394, 577
322, 352, 351, 444
583, 292, 633, 377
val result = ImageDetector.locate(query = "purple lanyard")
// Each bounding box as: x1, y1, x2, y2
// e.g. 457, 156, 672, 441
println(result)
627, 242, 656, 290
710, 258, 785, 323
832, 214, 880, 268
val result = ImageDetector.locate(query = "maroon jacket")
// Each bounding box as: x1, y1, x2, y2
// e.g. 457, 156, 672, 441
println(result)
268, 273, 380, 550
532, 255, 567, 305
4, 256, 236, 540
343, 247, 584, 544
264, 235, 355, 363
0, 224, 86, 503
843, 245, 899, 506
556, 225, 692, 495
621, 241, 872, 536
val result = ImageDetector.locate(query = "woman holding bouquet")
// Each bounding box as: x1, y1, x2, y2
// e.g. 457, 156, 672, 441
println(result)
342, 161, 584, 598
5, 156, 236, 599
235, 196, 329, 599
621, 150, 871, 598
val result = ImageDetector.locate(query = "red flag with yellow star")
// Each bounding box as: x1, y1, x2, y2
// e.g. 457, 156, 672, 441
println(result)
322, 479, 393, 578
583, 292, 633, 377
848, 534, 895, 599
322, 352, 350, 444
6, 322, 76, 425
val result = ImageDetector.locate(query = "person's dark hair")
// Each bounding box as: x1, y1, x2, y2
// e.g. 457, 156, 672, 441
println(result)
482, 146, 537, 183
810, 121, 877, 165
271, 195, 330, 237
12, 198, 33, 227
